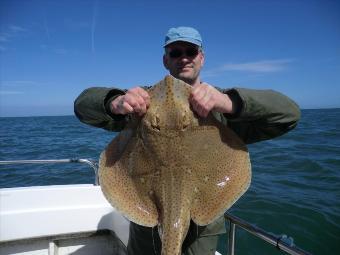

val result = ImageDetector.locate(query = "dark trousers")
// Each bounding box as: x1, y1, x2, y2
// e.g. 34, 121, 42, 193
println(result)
127, 218, 224, 255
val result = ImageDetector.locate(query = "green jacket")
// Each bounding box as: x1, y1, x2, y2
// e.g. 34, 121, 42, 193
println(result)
74, 86, 300, 144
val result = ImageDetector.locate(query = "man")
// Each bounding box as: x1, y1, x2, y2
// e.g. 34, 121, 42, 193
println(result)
74, 27, 300, 255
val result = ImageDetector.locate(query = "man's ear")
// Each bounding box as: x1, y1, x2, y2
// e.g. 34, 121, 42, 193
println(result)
200, 51, 205, 67
163, 54, 169, 70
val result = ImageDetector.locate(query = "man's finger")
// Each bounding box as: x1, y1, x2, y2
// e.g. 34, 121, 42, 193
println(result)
136, 87, 150, 99
128, 89, 149, 106
130, 87, 150, 102
135, 88, 150, 108
128, 99, 142, 113
139, 101, 147, 115
119, 101, 134, 114
191, 84, 208, 102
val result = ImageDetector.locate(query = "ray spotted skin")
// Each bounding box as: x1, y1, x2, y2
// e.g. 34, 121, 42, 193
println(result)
99, 75, 251, 255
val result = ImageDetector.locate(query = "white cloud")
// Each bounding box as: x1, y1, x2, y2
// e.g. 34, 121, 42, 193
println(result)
0, 25, 28, 50
8, 25, 27, 33
0, 34, 10, 42
0, 80, 40, 96
1, 81, 39, 87
0, 25, 27, 41
91, 1, 98, 54
0, 90, 24, 95
202, 59, 295, 77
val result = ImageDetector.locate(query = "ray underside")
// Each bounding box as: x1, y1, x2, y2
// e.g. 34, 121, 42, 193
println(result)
99, 75, 251, 254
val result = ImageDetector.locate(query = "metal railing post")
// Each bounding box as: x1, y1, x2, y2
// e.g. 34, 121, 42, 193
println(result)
228, 220, 236, 255
224, 213, 312, 255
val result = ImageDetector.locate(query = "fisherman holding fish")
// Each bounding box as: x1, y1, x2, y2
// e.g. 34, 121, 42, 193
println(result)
74, 27, 300, 255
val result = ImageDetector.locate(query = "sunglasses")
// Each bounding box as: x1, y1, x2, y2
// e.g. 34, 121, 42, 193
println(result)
168, 47, 199, 59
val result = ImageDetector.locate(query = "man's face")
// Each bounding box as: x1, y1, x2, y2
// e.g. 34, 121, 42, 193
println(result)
163, 41, 204, 85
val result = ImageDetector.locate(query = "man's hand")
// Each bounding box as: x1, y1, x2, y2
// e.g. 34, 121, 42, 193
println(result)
110, 87, 150, 116
190, 82, 234, 118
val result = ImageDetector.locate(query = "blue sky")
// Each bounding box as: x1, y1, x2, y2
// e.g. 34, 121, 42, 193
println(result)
1, 0, 339, 117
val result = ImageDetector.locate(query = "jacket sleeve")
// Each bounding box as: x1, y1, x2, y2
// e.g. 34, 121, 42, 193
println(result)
215, 88, 301, 144
74, 86, 301, 143
74, 87, 128, 131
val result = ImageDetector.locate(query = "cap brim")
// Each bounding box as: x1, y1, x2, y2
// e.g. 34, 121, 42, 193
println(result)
164, 38, 202, 47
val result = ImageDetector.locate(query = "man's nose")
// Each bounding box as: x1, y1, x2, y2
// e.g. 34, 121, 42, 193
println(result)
179, 56, 190, 63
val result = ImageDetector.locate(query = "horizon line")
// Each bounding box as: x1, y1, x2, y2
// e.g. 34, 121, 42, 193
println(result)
1, 107, 339, 118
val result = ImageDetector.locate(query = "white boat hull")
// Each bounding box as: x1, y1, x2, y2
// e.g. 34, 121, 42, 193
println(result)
0, 184, 129, 254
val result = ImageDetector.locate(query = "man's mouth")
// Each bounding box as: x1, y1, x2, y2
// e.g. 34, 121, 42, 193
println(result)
178, 65, 192, 71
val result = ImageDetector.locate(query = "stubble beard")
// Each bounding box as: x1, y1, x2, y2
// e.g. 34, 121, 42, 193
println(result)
173, 69, 200, 86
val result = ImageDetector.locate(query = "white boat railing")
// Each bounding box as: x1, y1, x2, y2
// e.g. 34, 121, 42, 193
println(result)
0, 159, 312, 255
0, 158, 99, 185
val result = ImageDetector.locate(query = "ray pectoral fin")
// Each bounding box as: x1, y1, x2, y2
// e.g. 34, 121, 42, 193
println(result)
100, 160, 158, 227
99, 130, 158, 227
191, 170, 251, 225
187, 127, 251, 226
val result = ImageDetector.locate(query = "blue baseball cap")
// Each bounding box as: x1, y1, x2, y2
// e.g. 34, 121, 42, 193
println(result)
164, 27, 203, 47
